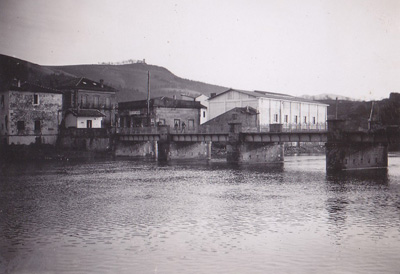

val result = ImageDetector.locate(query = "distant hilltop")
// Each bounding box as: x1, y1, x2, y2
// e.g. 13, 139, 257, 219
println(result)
0, 54, 227, 102
302, 93, 357, 101
98, 59, 147, 65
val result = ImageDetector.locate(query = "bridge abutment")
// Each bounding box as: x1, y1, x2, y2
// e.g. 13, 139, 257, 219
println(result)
326, 120, 388, 171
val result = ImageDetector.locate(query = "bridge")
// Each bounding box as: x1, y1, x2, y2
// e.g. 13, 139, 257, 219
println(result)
115, 120, 399, 171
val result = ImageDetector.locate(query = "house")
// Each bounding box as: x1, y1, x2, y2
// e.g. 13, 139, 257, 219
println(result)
64, 109, 105, 129
0, 82, 63, 145
57, 77, 117, 128
203, 106, 258, 132
207, 89, 328, 131
118, 97, 205, 131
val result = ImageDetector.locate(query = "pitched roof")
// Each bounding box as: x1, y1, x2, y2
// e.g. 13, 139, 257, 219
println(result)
66, 109, 106, 118
119, 96, 206, 110
8, 82, 63, 94
209, 88, 328, 105
57, 77, 117, 92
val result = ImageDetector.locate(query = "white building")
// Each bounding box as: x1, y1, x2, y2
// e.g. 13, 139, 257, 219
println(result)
64, 109, 105, 129
208, 89, 328, 131
195, 94, 209, 124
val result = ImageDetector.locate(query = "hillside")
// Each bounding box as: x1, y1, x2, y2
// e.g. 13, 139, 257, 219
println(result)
0, 54, 227, 102
319, 93, 400, 131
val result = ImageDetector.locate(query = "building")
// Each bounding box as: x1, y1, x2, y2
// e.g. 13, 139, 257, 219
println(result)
195, 94, 209, 125
203, 106, 258, 132
118, 97, 205, 131
207, 89, 328, 131
57, 77, 117, 128
0, 82, 63, 145
64, 109, 106, 129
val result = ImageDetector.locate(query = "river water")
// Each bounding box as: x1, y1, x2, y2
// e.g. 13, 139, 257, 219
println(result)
1, 154, 400, 274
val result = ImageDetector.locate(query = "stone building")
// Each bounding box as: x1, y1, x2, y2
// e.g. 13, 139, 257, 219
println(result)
0, 82, 63, 145
57, 77, 117, 128
118, 97, 205, 131
203, 106, 258, 132
207, 89, 328, 131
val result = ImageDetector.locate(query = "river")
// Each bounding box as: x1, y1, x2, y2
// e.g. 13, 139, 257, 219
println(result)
1, 154, 400, 274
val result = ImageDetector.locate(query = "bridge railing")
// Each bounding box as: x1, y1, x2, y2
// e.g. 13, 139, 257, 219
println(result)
116, 122, 328, 136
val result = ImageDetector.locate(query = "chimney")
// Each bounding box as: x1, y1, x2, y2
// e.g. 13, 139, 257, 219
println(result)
100, 79, 104, 88
210, 93, 217, 98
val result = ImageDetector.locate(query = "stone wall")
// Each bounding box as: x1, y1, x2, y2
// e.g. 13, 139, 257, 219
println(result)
227, 142, 284, 164
114, 141, 157, 157
326, 142, 388, 170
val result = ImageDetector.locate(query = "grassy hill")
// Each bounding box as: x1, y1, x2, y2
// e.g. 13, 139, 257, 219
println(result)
0, 54, 227, 102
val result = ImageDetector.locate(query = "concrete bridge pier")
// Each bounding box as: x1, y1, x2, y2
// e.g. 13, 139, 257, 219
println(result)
158, 141, 211, 161
115, 140, 159, 159
226, 123, 284, 164
326, 120, 388, 171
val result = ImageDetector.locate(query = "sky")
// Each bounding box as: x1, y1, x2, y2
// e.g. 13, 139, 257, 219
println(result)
0, 0, 399, 100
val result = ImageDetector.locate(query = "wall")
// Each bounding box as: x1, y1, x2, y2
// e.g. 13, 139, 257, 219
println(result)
203, 108, 258, 133
4, 91, 62, 145
208, 91, 258, 120
155, 107, 200, 131
114, 140, 157, 157
0, 91, 10, 144
160, 141, 210, 160
326, 142, 388, 171
227, 142, 284, 164
58, 135, 111, 152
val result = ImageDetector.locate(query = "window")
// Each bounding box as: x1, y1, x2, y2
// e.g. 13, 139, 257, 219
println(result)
17, 121, 25, 130
313, 117, 316, 124
158, 119, 165, 125
188, 119, 194, 129
203, 110, 206, 118
81, 95, 87, 107
284, 115, 288, 123
304, 116, 307, 124
105, 97, 111, 108
34, 120, 41, 131
294, 115, 298, 124
87, 120, 92, 128
274, 114, 279, 123
94, 96, 99, 108
232, 114, 238, 120
33, 94, 39, 105
174, 119, 180, 128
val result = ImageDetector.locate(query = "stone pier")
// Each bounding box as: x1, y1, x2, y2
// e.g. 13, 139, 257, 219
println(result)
226, 122, 284, 164
326, 120, 388, 171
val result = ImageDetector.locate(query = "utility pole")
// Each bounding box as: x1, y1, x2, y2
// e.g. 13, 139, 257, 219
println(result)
147, 71, 150, 126
335, 97, 338, 119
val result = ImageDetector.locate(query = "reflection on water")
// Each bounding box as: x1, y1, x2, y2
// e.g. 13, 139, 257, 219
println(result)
1, 155, 400, 273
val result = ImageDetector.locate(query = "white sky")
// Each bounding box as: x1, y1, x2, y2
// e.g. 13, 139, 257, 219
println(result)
0, 0, 399, 100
